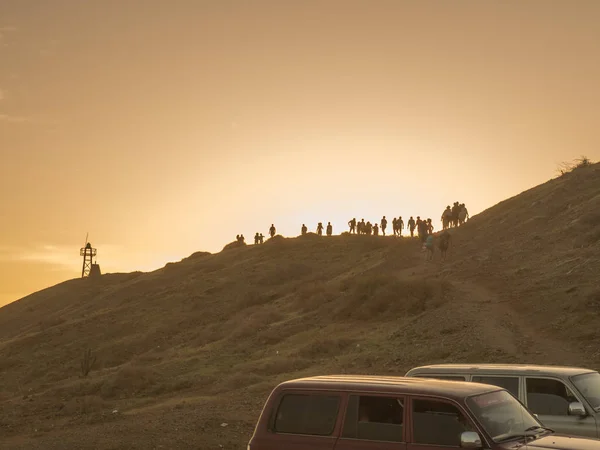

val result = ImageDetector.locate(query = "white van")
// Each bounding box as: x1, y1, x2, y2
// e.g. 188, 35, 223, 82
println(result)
405, 364, 600, 438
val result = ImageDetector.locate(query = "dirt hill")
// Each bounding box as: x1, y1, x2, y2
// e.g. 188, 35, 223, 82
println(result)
0, 163, 599, 449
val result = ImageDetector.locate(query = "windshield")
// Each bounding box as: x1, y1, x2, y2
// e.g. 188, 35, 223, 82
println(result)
466, 390, 543, 443
572, 372, 600, 411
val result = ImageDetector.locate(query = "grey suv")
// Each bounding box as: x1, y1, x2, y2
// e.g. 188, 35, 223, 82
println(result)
405, 364, 600, 438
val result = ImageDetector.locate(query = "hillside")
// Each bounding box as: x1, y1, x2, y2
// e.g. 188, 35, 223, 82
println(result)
0, 163, 599, 449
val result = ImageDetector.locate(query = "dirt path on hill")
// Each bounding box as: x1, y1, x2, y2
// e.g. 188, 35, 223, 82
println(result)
393, 256, 586, 365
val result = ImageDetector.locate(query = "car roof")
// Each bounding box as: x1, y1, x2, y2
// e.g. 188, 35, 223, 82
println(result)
406, 364, 596, 377
276, 375, 500, 400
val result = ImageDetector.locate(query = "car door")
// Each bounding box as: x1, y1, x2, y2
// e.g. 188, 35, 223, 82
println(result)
525, 376, 597, 438
334, 393, 407, 450
406, 396, 483, 450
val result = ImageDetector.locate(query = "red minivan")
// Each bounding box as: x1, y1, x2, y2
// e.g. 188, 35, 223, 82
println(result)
248, 375, 600, 450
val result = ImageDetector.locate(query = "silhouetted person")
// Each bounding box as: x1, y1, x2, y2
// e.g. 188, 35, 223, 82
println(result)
317, 222, 324, 236
427, 218, 434, 235
408, 216, 416, 237
442, 206, 452, 230
359, 219, 366, 234
348, 218, 357, 234
425, 234, 434, 260
417, 218, 428, 243
259, 233, 264, 244
301, 224, 307, 235
236, 234, 240, 242
392, 217, 398, 236
366, 221, 372, 235
439, 229, 452, 260
458, 203, 469, 225
269, 224, 276, 238
239, 234, 245, 243
451, 202, 460, 228
373, 223, 379, 236
398, 216, 404, 236
254, 233, 260, 245
381, 216, 387, 236
326, 222, 332, 236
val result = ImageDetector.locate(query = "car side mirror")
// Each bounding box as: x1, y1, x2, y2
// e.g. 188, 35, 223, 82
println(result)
460, 431, 482, 449
568, 402, 587, 417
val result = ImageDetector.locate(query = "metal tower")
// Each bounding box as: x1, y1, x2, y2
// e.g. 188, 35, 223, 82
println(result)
80, 237, 97, 278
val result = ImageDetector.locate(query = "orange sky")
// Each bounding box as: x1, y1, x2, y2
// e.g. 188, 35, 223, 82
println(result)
1, 1, 599, 306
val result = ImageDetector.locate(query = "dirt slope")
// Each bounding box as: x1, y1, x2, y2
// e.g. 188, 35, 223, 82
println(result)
0, 163, 599, 449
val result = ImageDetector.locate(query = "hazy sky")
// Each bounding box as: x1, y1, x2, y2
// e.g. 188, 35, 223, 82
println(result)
1, 0, 599, 306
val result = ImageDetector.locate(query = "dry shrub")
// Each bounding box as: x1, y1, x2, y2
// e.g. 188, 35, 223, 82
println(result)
256, 322, 307, 345
0, 357, 20, 372
237, 290, 274, 308
295, 337, 356, 359
573, 227, 600, 248
256, 262, 313, 286
332, 274, 450, 320
214, 372, 265, 393
294, 283, 338, 313
150, 377, 195, 395
202, 263, 227, 274
100, 365, 160, 399
53, 379, 104, 399
38, 316, 65, 331
585, 290, 600, 311
581, 212, 600, 227
190, 324, 227, 347
60, 395, 105, 416
229, 307, 285, 340
246, 357, 312, 376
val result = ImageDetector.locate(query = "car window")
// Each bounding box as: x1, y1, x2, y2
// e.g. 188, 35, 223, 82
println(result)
472, 376, 519, 397
526, 378, 578, 416
342, 395, 404, 442
274, 393, 340, 436
412, 399, 471, 446
572, 372, 600, 411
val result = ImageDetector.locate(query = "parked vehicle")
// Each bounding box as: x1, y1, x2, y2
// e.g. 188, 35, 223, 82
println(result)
247, 375, 600, 449
405, 364, 600, 438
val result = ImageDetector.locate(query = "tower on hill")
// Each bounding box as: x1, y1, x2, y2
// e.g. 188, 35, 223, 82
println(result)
80, 239, 101, 278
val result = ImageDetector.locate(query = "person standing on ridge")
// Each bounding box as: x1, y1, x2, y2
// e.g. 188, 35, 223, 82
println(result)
427, 218, 434, 235
458, 204, 469, 225
254, 233, 260, 245
418, 218, 428, 243
392, 217, 398, 236
317, 222, 324, 236
301, 224, 307, 235
269, 224, 276, 238
398, 216, 404, 236
442, 206, 452, 230
381, 216, 387, 236
348, 218, 356, 234
259, 233, 264, 244
373, 223, 379, 236
326, 222, 333, 236
408, 216, 416, 237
